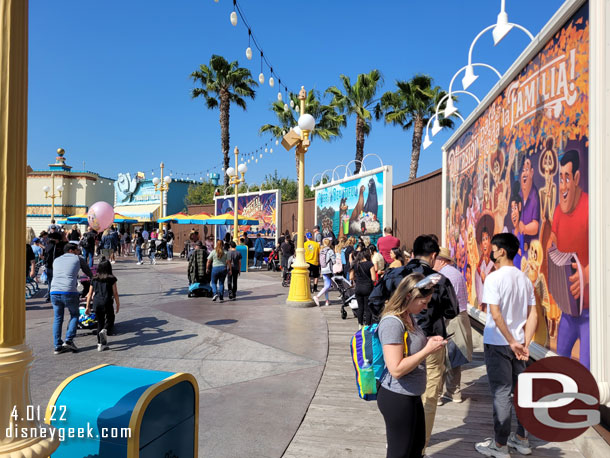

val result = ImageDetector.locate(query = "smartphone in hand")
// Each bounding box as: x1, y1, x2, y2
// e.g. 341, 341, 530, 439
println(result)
445, 332, 455, 341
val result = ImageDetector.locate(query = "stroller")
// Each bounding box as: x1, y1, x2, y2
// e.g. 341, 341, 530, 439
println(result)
266, 247, 281, 272
79, 265, 97, 303
281, 255, 294, 287
78, 306, 97, 330
331, 275, 358, 320
188, 282, 213, 298
155, 239, 168, 260
187, 249, 213, 297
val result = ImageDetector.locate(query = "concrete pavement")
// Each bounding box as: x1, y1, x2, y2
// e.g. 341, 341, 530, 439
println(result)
26, 257, 327, 457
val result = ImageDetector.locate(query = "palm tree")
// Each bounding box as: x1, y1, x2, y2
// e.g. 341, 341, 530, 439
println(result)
191, 55, 258, 186
377, 74, 455, 180
260, 89, 345, 177
326, 70, 383, 173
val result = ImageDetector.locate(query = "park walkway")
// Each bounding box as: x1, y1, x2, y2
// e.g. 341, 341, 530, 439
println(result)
284, 304, 586, 457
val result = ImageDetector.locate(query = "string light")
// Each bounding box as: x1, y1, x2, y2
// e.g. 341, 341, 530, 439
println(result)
229, 0, 292, 97
258, 51, 265, 84
230, 0, 238, 26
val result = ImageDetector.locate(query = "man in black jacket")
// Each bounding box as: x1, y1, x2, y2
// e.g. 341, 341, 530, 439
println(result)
368, 234, 459, 453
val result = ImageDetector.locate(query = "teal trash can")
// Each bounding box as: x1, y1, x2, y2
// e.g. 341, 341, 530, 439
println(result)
45, 364, 199, 457
236, 244, 248, 272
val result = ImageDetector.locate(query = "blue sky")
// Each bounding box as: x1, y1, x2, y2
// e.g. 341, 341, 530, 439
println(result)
28, 0, 565, 187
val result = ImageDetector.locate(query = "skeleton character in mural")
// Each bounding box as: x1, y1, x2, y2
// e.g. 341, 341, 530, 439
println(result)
518, 156, 540, 256
547, 150, 589, 369
539, 138, 559, 224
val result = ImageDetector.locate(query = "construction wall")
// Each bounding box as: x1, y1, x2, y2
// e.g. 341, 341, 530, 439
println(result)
181, 170, 442, 251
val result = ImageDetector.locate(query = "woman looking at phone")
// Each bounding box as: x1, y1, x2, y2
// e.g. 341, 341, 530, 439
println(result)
377, 273, 447, 458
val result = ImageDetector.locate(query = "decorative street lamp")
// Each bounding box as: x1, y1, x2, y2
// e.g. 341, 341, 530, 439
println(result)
152, 162, 172, 232
282, 86, 316, 307
226, 146, 248, 242
42, 154, 65, 224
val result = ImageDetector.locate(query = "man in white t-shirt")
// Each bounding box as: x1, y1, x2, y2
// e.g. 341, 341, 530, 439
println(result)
475, 233, 537, 458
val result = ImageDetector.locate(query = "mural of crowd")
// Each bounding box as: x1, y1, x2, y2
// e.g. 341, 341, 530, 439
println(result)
445, 4, 589, 367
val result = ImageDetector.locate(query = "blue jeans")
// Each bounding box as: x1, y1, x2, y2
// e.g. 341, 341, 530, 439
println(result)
82, 248, 94, 267
211, 266, 227, 297
51, 293, 80, 348
136, 246, 142, 263
254, 252, 264, 267
167, 244, 173, 259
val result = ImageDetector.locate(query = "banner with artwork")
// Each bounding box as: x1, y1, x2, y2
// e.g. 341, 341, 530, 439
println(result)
444, 5, 589, 366
215, 190, 280, 250
315, 166, 392, 245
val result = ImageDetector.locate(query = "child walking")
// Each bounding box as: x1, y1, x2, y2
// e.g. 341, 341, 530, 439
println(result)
148, 238, 157, 264
85, 258, 120, 351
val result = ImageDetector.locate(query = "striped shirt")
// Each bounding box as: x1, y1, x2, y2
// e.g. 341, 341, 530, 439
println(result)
440, 264, 468, 313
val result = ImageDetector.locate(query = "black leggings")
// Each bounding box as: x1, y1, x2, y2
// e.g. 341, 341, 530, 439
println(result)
355, 284, 373, 326
95, 302, 115, 341
377, 386, 425, 458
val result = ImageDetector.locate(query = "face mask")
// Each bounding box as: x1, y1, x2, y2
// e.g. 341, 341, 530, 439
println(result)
490, 250, 498, 263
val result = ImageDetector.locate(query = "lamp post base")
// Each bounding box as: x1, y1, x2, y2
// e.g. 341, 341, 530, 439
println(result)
0, 345, 61, 457
286, 264, 316, 307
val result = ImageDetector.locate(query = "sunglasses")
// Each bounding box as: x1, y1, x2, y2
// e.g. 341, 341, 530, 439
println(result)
415, 273, 442, 289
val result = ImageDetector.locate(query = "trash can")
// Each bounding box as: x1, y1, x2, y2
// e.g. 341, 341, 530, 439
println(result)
236, 244, 248, 272
45, 364, 198, 457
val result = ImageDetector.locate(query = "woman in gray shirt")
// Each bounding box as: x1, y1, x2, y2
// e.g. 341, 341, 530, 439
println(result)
377, 273, 447, 458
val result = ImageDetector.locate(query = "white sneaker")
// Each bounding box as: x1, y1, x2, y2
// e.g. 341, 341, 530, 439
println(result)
137, 262, 142, 265
97, 343, 103, 352
475, 438, 510, 457
507, 432, 532, 455
313, 296, 320, 306
99, 329, 107, 346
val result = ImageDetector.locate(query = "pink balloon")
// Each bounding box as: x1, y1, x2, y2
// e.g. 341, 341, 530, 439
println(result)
88, 201, 114, 232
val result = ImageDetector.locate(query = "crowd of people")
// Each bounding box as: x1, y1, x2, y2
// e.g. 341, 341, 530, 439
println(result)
26, 219, 538, 457
25, 221, 180, 355
272, 225, 535, 458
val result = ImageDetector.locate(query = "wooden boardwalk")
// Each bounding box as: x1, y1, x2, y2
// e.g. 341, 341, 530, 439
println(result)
284, 305, 585, 458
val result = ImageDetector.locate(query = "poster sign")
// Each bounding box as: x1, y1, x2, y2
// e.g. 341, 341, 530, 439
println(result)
315, 166, 392, 245
444, 5, 589, 366
215, 190, 280, 250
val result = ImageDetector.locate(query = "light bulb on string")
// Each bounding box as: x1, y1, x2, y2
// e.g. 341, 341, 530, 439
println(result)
275, 140, 279, 145
295, 105, 300, 113
270, 148, 273, 153
258, 51, 265, 84
283, 103, 288, 112
277, 92, 282, 101
246, 29, 252, 60
255, 159, 258, 163
260, 153, 263, 158
290, 99, 295, 108
230, 11, 237, 26
265, 148, 268, 152
269, 76, 274, 88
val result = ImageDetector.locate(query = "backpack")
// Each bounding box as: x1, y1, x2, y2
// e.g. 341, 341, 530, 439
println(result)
319, 248, 332, 268
340, 247, 347, 265
350, 315, 405, 401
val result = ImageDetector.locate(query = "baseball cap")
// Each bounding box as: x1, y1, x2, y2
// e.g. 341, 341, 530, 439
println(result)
306, 232, 313, 239
32, 237, 40, 243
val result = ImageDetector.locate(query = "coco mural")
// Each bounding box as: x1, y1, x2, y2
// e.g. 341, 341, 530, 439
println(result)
444, 5, 589, 367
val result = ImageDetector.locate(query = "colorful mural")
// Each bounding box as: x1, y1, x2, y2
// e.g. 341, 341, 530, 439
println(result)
315, 167, 392, 246
444, 5, 589, 367
215, 190, 279, 249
